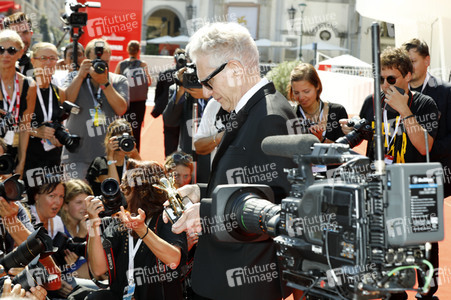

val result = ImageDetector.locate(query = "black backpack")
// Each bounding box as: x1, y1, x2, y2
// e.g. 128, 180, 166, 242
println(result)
120, 59, 149, 102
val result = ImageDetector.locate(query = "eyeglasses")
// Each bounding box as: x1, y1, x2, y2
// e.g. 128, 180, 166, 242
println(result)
0, 46, 18, 56
380, 75, 398, 85
199, 62, 228, 90
34, 56, 58, 62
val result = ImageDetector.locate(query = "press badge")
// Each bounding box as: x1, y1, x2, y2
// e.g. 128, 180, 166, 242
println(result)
384, 154, 394, 165
123, 282, 135, 300
89, 107, 106, 126
42, 139, 56, 151
4, 130, 14, 146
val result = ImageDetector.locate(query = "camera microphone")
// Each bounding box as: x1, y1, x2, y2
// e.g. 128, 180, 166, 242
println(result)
261, 134, 319, 158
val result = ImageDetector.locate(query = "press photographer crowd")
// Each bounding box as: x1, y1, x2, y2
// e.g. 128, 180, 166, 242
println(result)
0, 1, 447, 300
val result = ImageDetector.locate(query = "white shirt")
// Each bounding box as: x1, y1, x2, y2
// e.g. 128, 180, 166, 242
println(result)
194, 99, 222, 164
29, 205, 65, 239
235, 78, 269, 113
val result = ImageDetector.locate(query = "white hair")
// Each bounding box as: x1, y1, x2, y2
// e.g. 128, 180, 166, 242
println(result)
186, 22, 259, 72
0, 29, 24, 50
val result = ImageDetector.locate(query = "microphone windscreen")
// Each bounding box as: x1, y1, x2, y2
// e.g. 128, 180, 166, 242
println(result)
261, 134, 319, 158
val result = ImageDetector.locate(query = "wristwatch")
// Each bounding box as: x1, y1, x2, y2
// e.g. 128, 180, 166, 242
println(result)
100, 81, 110, 90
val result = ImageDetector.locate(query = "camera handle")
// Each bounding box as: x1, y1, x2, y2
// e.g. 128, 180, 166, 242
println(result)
70, 27, 84, 70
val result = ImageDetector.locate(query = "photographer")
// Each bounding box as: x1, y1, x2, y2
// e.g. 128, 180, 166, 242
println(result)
86, 119, 141, 196
340, 47, 439, 164
25, 42, 67, 178
152, 48, 185, 157
162, 63, 212, 183
85, 160, 187, 300
62, 39, 128, 180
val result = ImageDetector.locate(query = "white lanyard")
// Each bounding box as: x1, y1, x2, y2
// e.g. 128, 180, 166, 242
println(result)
127, 218, 151, 284
86, 78, 102, 108
383, 105, 401, 153
128, 232, 143, 284
1, 75, 20, 122
36, 83, 53, 122
298, 102, 325, 136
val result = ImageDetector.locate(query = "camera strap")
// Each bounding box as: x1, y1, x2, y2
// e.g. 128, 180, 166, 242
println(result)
36, 83, 53, 122
1, 74, 20, 123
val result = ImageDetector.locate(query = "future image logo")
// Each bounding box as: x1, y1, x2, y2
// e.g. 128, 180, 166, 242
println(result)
225, 263, 278, 288
86, 13, 139, 37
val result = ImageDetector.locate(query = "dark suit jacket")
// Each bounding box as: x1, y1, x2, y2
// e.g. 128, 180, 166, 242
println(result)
422, 75, 451, 196
192, 82, 296, 300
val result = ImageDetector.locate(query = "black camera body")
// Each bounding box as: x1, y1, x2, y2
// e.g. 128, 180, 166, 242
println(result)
42, 101, 81, 153
0, 174, 25, 201
182, 63, 202, 89
52, 231, 86, 269
336, 118, 373, 148
92, 41, 107, 74
98, 178, 127, 217
116, 133, 136, 152
0, 112, 16, 137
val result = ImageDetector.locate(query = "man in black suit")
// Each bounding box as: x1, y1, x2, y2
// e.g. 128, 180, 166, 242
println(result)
403, 38, 451, 197
402, 38, 450, 300
171, 22, 296, 299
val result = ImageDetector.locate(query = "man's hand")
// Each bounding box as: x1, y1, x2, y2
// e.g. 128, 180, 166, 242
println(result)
34, 125, 55, 140
76, 59, 92, 80
339, 118, 354, 135
89, 65, 109, 85
186, 88, 205, 99
1, 278, 25, 298
384, 86, 411, 117
172, 203, 201, 237
178, 184, 201, 203
26, 286, 47, 300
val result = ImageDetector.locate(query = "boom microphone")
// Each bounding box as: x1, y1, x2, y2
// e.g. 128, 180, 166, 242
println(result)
261, 134, 318, 158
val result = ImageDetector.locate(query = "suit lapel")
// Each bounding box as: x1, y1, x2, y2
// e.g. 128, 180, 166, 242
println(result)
208, 82, 277, 187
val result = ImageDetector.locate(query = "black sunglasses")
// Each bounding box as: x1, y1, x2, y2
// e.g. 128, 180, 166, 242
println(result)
199, 62, 228, 90
0, 46, 18, 56
380, 75, 397, 85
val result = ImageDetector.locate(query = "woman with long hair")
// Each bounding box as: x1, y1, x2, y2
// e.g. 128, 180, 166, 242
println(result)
287, 62, 348, 143
86, 118, 141, 195
86, 159, 187, 299
0, 29, 36, 176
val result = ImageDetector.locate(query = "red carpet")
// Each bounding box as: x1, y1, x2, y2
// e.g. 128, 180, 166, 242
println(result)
141, 105, 451, 299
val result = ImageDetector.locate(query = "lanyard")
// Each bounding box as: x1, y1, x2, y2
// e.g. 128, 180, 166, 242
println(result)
198, 99, 206, 117
383, 105, 401, 153
36, 83, 53, 122
86, 78, 102, 108
127, 217, 151, 284
1, 75, 20, 122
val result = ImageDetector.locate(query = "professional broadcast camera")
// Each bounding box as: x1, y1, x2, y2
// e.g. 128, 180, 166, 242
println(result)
0, 227, 57, 292
116, 133, 136, 152
43, 101, 81, 153
197, 24, 444, 299
92, 41, 107, 74
98, 178, 127, 217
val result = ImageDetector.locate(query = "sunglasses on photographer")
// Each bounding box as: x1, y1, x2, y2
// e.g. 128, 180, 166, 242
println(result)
0, 46, 18, 56
380, 75, 397, 85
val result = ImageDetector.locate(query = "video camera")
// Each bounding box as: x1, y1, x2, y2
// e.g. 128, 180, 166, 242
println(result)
0, 227, 57, 292
42, 101, 81, 153
97, 178, 127, 217
195, 23, 444, 299
62, 1, 101, 69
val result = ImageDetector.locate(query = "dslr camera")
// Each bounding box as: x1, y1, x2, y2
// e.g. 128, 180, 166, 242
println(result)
42, 101, 81, 153
116, 133, 136, 152
0, 174, 26, 202
52, 231, 86, 268
92, 41, 107, 74
174, 52, 187, 70
0, 226, 57, 292
182, 63, 202, 89
97, 178, 127, 217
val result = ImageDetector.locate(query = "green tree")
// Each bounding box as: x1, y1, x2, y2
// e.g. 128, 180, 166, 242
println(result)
266, 60, 301, 99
